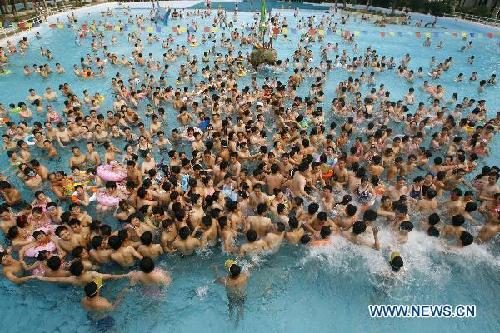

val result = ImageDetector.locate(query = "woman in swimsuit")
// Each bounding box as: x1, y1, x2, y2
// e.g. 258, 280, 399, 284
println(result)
409, 176, 424, 200
137, 136, 152, 159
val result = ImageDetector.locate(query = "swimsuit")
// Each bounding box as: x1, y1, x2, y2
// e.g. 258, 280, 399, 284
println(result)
409, 185, 422, 200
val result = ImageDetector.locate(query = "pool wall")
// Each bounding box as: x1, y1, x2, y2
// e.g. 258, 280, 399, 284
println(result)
1, 0, 499, 47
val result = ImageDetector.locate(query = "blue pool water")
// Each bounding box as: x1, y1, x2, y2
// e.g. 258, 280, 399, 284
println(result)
0, 3, 499, 332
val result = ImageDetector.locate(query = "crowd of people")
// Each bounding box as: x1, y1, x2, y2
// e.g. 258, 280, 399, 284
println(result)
0, 3, 498, 319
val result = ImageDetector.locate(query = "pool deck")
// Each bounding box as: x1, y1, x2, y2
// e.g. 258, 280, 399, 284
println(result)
1, 1, 499, 47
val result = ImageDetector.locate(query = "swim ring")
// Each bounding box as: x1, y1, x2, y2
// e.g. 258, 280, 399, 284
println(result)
24, 241, 56, 257
0, 70, 12, 76
97, 164, 127, 182
24, 134, 36, 146
96, 192, 120, 207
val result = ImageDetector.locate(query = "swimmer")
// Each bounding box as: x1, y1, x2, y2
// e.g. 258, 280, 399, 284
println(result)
128, 257, 171, 285
214, 260, 248, 323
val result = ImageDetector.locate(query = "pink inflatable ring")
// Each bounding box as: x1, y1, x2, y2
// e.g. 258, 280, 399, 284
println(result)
97, 164, 127, 182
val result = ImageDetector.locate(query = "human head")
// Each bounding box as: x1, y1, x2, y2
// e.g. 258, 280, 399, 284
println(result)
389, 252, 403, 272
139, 256, 155, 273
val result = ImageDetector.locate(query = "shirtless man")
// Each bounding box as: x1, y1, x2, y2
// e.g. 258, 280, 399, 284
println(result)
54, 225, 86, 255
239, 229, 267, 255
445, 188, 464, 216
89, 236, 113, 265
0, 181, 22, 206
0, 249, 35, 284
56, 122, 71, 146
109, 235, 143, 267
287, 163, 313, 201
81, 280, 127, 312
70, 147, 87, 168
246, 203, 273, 238
248, 184, 269, 210
215, 261, 248, 322
388, 177, 409, 202
341, 221, 380, 250
137, 231, 164, 259
477, 216, 500, 243
38, 260, 128, 286
263, 222, 285, 252
129, 257, 171, 285
85, 142, 101, 167
126, 160, 142, 186
479, 173, 499, 202
172, 226, 202, 255
265, 164, 285, 194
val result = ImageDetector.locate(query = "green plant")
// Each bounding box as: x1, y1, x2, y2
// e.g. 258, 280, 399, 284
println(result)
460, 5, 492, 17
423, 1, 452, 16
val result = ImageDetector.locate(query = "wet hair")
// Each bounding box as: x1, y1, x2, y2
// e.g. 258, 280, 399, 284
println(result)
140, 256, 155, 273
307, 202, 319, 215
108, 235, 123, 250
55, 225, 68, 237
71, 246, 84, 259
84, 281, 98, 298
277, 203, 286, 214
426, 189, 437, 199
276, 222, 286, 232
464, 202, 477, 212
363, 209, 377, 222
320, 226, 331, 239
300, 234, 311, 244
451, 215, 465, 227
91, 236, 103, 249
394, 204, 408, 215
352, 221, 367, 235
428, 213, 440, 226
289, 216, 299, 229
317, 211, 327, 221
47, 256, 62, 271
6, 226, 18, 240
100, 224, 112, 236
229, 263, 241, 278
218, 216, 228, 229
202, 215, 212, 227
346, 204, 357, 216
427, 226, 440, 237
140, 231, 153, 245
178, 226, 191, 240
246, 229, 257, 242
256, 203, 268, 215
69, 260, 84, 276
390, 255, 404, 272
400, 221, 414, 232
117, 229, 128, 242
460, 231, 473, 246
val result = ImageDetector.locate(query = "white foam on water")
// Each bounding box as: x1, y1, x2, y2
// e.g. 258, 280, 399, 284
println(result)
301, 226, 499, 292
196, 285, 209, 300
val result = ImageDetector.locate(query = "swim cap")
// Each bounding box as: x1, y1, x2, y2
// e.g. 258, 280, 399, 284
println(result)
84, 280, 102, 298
93, 276, 103, 290
389, 252, 403, 272
224, 259, 237, 272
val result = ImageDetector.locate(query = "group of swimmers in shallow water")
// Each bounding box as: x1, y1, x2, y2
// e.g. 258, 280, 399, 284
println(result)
0, 4, 498, 320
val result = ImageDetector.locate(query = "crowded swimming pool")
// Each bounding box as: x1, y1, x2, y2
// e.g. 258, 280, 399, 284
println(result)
0, 1, 498, 332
